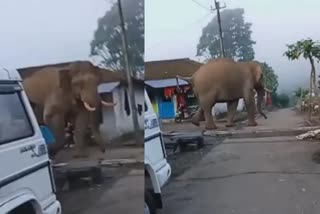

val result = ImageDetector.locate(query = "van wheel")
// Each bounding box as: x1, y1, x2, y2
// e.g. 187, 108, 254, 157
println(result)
145, 190, 156, 214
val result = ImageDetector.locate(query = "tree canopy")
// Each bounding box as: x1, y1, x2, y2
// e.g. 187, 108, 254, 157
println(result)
284, 38, 320, 97
284, 39, 320, 61
90, 0, 144, 76
197, 8, 256, 61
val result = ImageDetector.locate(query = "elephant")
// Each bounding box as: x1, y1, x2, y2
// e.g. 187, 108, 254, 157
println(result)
22, 61, 117, 157
176, 58, 268, 130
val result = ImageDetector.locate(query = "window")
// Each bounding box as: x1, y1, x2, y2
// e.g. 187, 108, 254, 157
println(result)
137, 104, 143, 115
0, 89, 34, 144
144, 102, 148, 112
124, 90, 131, 116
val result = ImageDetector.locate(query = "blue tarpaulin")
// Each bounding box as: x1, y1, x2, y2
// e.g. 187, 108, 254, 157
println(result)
40, 125, 55, 145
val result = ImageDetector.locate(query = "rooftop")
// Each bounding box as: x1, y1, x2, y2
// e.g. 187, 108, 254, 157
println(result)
145, 58, 202, 80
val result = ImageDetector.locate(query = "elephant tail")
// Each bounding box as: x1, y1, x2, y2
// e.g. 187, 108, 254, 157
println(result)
176, 75, 193, 93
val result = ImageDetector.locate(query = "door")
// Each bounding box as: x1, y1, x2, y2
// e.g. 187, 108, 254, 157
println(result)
158, 100, 175, 119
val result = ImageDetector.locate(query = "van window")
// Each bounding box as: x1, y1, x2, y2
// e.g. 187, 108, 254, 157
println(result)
0, 91, 34, 144
144, 102, 148, 112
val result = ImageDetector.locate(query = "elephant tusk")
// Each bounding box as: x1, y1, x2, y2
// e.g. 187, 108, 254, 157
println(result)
83, 102, 96, 111
101, 100, 117, 107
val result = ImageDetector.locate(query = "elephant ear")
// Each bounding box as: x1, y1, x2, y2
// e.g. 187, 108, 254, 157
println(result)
58, 68, 72, 90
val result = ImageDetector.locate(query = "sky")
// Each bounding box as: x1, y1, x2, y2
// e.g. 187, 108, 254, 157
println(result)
145, 0, 320, 92
0, 0, 113, 69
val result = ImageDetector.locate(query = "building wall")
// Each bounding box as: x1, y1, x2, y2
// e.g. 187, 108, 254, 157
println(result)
113, 83, 144, 135
98, 92, 117, 140
99, 83, 144, 140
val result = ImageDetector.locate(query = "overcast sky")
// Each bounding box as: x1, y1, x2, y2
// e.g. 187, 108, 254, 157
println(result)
145, 0, 320, 92
0, 0, 113, 69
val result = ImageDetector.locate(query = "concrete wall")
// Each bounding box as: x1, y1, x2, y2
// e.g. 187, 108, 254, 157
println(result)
212, 99, 245, 115
107, 84, 144, 139
100, 82, 144, 140
100, 101, 117, 140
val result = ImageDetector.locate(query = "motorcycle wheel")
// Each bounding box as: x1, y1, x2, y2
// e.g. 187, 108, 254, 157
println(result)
175, 116, 182, 123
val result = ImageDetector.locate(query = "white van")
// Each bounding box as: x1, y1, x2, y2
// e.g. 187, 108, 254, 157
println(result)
0, 68, 61, 214
144, 90, 171, 214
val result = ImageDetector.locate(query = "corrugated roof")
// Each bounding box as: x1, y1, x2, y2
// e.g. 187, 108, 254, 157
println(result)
145, 78, 188, 88
98, 82, 120, 93
145, 58, 202, 80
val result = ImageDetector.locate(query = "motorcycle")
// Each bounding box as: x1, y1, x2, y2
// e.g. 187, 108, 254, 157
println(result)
174, 105, 199, 123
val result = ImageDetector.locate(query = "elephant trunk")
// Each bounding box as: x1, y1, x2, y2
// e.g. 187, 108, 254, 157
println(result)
256, 89, 267, 119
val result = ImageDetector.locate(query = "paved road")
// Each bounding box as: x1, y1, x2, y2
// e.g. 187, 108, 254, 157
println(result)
162, 108, 320, 214
82, 169, 144, 214
59, 168, 144, 214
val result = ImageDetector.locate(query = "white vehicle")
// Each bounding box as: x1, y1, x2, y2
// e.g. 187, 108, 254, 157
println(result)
0, 68, 61, 214
144, 90, 171, 214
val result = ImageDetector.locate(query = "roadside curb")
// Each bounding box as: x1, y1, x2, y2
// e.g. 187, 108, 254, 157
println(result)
53, 158, 144, 169
202, 126, 320, 139
52, 158, 144, 192
163, 126, 320, 139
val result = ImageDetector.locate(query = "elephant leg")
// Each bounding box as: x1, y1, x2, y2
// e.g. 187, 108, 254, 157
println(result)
202, 100, 217, 130
91, 125, 106, 153
46, 114, 66, 157
191, 108, 204, 126
226, 99, 239, 127
243, 89, 257, 127
74, 110, 90, 158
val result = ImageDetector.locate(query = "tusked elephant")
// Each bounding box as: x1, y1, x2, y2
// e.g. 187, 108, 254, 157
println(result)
23, 61, 117, 157
176, 58, 268, 130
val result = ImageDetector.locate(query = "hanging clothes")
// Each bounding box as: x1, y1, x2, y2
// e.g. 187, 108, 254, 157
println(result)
266, 93, 272, 106
164, 87, 175, 99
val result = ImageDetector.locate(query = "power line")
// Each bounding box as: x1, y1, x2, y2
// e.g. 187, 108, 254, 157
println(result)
191, 0, 211, 11
146, 12, 212, 51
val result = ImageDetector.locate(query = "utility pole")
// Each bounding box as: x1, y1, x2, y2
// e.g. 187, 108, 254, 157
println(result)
117, 0, 141, 144
211, 0, 226, 57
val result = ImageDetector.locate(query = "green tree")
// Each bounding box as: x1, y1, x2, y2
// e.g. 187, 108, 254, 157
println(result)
294, 87, 309, 99
284, 38, 320, 119
197, 8, 256, 61
258, 62, 279, 92
90, 0, 144, 76
277, 93, 290, 108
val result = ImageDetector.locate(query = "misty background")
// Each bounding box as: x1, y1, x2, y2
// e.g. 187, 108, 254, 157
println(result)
145, 0, 320, 93
0, 0, 111, 68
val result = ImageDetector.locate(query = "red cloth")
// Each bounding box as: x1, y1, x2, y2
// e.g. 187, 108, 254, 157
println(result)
164, 87, 175, 98
266, 94, 272, 106
177, 94, 186, 107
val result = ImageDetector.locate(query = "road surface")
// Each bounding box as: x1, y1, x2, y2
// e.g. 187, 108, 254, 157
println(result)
58, 168, 144, 214
162, 108, 320, 214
